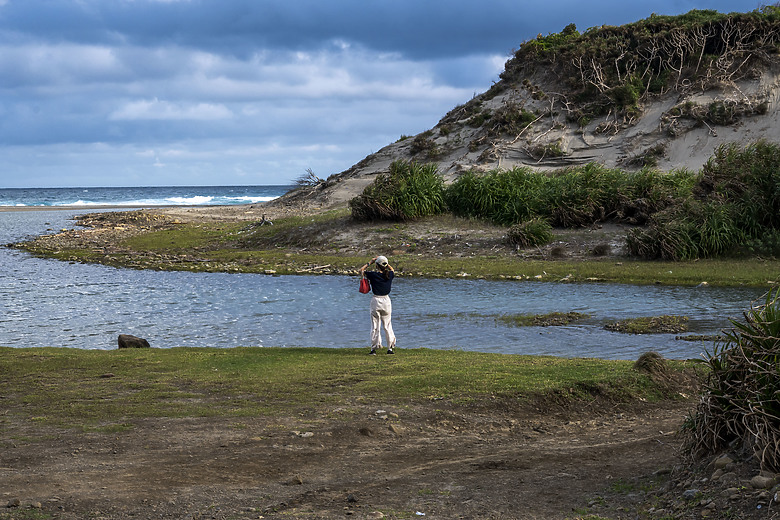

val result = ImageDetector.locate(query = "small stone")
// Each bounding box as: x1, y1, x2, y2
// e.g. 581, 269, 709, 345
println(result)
6, 498, 20, 508
682, 489, 700, 501
117, 334, 150, 349
751, 475, 775, 489
713, 454, 734, 470
718, 472, 739, 486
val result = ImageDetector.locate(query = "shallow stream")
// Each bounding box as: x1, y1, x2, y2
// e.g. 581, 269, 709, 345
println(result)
0, 210, 767, 359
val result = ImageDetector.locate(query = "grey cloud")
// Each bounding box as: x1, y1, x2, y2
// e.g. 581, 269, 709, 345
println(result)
0, 0, 763, 186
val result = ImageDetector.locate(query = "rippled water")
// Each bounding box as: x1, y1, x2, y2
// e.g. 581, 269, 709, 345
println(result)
0, 210, 767, 359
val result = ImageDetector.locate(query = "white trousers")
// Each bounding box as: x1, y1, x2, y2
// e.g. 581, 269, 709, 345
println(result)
370, 295, 395, 349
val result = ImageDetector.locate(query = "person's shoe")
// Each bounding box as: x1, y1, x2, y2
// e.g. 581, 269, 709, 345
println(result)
369, 348, 377, 355
387, 348, 394, 354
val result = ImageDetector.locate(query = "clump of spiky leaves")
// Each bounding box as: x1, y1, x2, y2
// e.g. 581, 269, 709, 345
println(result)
625, 199, 744, 260
350, 160, 445, 221
627, 141, 780, 259
444, 167, 548, 226
444, 163, 694, 228
507, 218, 553, 248
683, 287, 780, 471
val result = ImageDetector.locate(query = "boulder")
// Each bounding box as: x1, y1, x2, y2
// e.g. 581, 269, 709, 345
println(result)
117, 334, 151, 349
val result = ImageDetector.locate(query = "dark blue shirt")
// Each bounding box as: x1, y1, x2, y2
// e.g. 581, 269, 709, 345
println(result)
365, 271, 394, 296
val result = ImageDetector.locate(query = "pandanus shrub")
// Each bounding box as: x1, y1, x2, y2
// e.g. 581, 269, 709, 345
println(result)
444, 164, 694, 228
627, 141, 780, 259
507, 218, 554, 248
350, 161, 445, 221
684, 287, 780, 471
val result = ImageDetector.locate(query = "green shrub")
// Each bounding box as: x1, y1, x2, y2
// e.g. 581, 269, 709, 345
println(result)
616, 168, 697, 224
507, 218, 554, 248
625, 209, 701, 260
743, 230, 780, 258
444, 168, 550, 226
488, 102, 538, 136
626, 199, 743, 260
699, 140, 780, 234
627, 141, 780, 259
349, 161, 445, 222
445, 163, 695, 229
409, 131, 438, 158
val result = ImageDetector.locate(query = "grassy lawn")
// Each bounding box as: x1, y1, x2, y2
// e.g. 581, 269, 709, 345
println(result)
0, 346, 694, 431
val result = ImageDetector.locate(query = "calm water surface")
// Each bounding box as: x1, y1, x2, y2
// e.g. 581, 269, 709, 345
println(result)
0, 210, 767, 359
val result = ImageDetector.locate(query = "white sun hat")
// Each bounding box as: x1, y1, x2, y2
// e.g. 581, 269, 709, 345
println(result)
375, 255, 388, 266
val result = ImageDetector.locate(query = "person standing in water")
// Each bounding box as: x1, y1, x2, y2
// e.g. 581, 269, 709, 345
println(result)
359, 255, 396, 355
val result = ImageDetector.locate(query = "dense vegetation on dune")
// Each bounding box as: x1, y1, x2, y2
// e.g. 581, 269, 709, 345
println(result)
352, 8, 780, 260
351, 140, 780, 260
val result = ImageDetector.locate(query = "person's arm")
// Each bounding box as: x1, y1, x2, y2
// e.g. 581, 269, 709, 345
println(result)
359, 258, 375, 274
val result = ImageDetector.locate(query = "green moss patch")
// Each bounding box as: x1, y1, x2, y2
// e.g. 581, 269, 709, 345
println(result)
496, 311, 588, 327
605, 315, 689, 334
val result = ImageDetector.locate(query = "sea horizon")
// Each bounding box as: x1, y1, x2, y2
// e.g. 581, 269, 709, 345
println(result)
0, 185, 295, 208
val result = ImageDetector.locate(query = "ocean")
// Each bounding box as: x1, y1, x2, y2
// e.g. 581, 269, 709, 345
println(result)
0, 185, 294, 207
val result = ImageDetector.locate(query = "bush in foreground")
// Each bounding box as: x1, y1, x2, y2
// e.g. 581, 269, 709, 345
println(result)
683, 287, 780, 471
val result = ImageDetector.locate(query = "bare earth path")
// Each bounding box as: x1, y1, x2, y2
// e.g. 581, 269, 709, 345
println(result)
2, 398, 691, 519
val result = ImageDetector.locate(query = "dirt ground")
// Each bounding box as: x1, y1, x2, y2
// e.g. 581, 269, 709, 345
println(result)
2, 396, 693, 520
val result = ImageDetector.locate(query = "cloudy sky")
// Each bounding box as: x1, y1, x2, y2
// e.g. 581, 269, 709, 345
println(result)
0, 0, 763, 187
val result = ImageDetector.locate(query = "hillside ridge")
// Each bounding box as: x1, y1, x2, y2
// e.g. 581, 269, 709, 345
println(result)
278, 8, 780, 211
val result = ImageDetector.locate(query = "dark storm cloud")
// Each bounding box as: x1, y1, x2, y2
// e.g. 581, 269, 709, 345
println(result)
4, 1, 757, 59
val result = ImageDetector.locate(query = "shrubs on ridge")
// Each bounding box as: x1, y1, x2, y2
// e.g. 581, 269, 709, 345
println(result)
501, 8, 780, 124
683, 288, 780, 471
